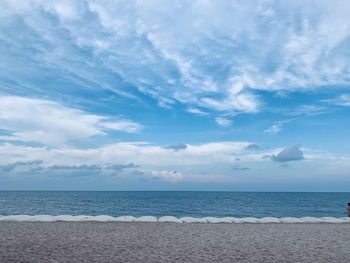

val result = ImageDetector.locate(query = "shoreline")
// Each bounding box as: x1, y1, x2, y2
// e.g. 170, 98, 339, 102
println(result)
1, 222, 349, 262
1, 215, 350, 223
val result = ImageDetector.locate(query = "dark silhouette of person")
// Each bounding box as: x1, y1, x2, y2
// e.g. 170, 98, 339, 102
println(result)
347, 203, 350, 217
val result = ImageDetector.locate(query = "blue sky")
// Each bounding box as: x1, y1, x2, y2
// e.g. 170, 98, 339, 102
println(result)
0, 0, 350, 191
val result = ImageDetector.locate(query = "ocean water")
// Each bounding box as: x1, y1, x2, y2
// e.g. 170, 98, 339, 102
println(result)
0, 191, 349, 219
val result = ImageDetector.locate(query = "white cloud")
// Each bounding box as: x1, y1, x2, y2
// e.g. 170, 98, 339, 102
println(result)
98, 141, 252, 166
151, 170, 183, 182
289, 105, 330, 116
338, 94, 350, 106
264, 123, 283, 135
0, 141, 251, 167
52, 0, 81, 20
0, 160, 140, 179
99, 120, 142, 134
1, 141, 349, 184
0, 96, 142, 145
215, 117, 232, 127
2, 0, 350, 118
186, 108, 209, 116
198, 81, 259, 113
326, 94, 350, 107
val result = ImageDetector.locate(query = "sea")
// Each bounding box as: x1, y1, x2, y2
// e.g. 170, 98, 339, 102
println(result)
0, 191, 349, 219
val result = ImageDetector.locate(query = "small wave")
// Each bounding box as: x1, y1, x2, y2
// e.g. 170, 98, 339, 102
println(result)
0, 215, 350, 223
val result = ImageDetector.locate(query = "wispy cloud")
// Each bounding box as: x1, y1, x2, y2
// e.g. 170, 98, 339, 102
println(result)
264, 122, 284, 135
324, 94, 350, 107
0, 96, 142, 146
185, 108, 209, 116
215, 117, 232, 127
338, 94, 350, 107
288, 105, 331, 116
99, 121, 143, 134
2, 0, 350, 119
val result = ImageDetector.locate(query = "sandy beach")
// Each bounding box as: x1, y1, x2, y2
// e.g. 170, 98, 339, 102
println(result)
0, 222, 349, 263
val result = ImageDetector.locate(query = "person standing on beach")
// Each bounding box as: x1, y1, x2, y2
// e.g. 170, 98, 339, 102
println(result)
348, 203, 350, 217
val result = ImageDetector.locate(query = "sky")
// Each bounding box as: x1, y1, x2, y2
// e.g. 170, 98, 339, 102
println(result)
0, 0, 350, 191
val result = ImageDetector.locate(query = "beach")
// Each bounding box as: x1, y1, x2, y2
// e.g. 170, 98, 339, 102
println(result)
0, 222, 349, 262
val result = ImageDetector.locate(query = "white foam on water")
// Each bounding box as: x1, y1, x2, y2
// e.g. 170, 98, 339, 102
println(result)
87, 215, 116, 222
232, 217, 260, 223
0, 215, 350, 223
158, 216, 182, 223
180, 217, 208, 223
340, 217, 350, 222
258, 217, 281, 223
203, 217, 234, 223
111, 216, 135, 222
0, 215, 56, 222
54, 215, 93, 221
300, 217, 326, 223
320, 217, 349, 223
279, 217, 305, 223
135, 216, 158, 222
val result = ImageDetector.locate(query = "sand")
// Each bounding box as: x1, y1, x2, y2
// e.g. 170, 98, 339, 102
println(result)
0, 222, 349, 262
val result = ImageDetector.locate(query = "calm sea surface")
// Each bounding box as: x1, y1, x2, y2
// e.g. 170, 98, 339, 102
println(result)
0, 191, 349, 217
